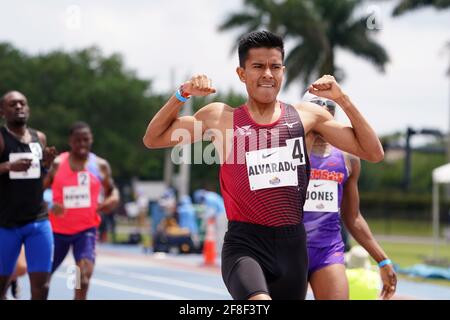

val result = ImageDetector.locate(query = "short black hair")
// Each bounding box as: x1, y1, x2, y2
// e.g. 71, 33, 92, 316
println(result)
69, 121, 91, 136
0, 91, 24, 108
238, 30, 284, 67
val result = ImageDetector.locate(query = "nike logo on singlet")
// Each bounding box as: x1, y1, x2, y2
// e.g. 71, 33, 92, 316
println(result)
262, 151, 277, 159
313, 183, 324, 188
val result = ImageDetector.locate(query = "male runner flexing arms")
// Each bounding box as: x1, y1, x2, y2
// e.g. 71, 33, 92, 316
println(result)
143, 31, 383, 300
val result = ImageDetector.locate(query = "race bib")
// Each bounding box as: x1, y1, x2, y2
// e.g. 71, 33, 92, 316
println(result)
77, 171, 90, 186
246, 137, 306, 191
304, 179, 338, 212
29, 142, 43, 160
9, 152, 41, 179
63, 186, 91, 208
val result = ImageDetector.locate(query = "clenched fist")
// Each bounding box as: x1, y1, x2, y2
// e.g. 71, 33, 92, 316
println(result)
308, 75, 345, 101
181, 74, 216, 97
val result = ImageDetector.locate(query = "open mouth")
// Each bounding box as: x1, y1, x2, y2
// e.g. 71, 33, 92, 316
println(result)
259, 84, 275, 88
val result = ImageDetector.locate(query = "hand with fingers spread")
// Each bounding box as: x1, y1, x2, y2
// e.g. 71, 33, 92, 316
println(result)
379, 263, 397, 300
308, 74, 345, 101
181, 74, 216, 97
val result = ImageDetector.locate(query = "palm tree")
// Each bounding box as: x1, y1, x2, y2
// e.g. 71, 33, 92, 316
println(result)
391, 1, 450, 165
392, 0, 450, 16
219, 0, 389, 89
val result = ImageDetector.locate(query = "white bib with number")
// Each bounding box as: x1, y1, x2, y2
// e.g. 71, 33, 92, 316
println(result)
63, 186, 91, 208
63, 172, 92, 208
29, 142, 43, 160
9, 152, 41, 179
246, 137, 306, 191
304, 179, 338, 212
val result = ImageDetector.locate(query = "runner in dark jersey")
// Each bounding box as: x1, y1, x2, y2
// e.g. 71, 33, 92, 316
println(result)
303, 94, 397, 300
0, 91, 57, 300
143, 30, 384, 300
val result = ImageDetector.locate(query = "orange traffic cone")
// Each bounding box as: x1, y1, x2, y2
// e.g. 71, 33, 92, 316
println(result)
203, 218, 216, 266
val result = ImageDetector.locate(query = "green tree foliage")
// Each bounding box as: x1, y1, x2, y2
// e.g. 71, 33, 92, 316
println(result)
360, 151, 446, 192
0, 43, 167, 182
0, 43, 250, 187
219, 0, 389, 88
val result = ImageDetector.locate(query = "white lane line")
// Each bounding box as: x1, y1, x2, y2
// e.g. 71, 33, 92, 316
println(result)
53, 273, 190, 300
96, 267, 229, 296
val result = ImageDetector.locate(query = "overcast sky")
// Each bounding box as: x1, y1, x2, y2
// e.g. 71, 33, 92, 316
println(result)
1, 0, 449, 138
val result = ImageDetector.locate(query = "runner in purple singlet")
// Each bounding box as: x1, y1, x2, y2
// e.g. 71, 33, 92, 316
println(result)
303, 94, 397, 300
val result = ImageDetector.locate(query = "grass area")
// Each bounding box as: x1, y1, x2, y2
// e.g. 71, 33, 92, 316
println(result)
375, 241, 450, 267
364, 218, 450, 237
379, 240, 450, 287
104, 232, 152, 247
350, 239, 450, 287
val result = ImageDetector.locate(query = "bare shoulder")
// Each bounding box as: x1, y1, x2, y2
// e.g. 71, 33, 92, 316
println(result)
95, 155, 111, 170
36, 130, 47, 146
96, 157, 115, 181
196, 102, 233, 118
195, 102, 233, 129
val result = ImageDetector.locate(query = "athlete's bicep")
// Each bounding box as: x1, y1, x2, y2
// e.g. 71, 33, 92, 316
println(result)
145, 102, 224, 149
298, 102, 358, 155
315, 119, 366, 157
153, 115, 205, 148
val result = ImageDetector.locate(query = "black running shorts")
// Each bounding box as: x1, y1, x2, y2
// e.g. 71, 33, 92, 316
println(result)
221, 221, 308, 300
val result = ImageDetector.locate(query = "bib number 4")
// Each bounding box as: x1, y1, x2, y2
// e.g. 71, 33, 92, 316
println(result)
246, 137, 306, 191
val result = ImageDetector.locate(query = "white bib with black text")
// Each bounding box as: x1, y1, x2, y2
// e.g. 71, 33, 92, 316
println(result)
246, 137, 306, 191
63, 172, 91, 208
9, 152, 41, 179
304, 179, 338, 212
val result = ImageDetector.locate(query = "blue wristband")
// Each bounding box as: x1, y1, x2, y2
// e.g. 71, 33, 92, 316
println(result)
378, 259, 392, 268
175, 89, 189, 103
